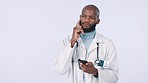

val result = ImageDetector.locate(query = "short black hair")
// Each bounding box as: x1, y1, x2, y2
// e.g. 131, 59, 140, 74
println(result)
82, 4, 100, 19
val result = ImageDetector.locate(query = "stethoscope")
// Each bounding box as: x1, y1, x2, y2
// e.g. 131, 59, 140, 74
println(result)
76, 42, 105, 67
95, 43, 104, 67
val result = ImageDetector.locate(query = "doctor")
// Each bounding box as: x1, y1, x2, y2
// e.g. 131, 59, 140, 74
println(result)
55, 4, 119, 83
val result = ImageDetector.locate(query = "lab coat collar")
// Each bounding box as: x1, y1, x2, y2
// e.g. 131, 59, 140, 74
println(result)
94, 32, 104, 44
77, 32, 104, 52
88, 32, 104, 53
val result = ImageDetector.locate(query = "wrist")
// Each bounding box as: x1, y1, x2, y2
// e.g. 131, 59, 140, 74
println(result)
70, 39, 76, 48
93, 68, 98, 78
93, 68, 98, 75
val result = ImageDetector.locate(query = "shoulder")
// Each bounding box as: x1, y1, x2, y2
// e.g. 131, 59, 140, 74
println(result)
62, 35, 71, 42
96, 33, 115, 47
61, 35, 71, 45
96, 32, 115, 46
96, 33, 117, 52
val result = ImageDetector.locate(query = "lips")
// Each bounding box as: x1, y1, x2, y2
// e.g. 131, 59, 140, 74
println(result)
82, 23, 91, 28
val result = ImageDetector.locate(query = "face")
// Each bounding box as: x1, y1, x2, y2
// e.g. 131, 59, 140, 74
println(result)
80, 9, 100, 32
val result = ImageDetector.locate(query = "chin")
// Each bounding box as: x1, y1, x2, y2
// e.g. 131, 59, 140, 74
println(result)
83, 27, 89, 29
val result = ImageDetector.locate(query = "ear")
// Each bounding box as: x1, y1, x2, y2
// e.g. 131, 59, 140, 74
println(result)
96, 19, 100, 24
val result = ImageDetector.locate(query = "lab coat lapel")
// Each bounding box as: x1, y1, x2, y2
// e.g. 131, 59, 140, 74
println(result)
88, 39, 98, 53
88, 32, 104, 54
76, 37, 85, 49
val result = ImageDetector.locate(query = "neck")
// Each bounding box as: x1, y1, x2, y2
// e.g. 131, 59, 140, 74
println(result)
81, 30, 96, 39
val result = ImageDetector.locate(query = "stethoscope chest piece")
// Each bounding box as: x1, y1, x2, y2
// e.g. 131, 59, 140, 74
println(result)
95, 60, 104, 67
95, 60, 100, 66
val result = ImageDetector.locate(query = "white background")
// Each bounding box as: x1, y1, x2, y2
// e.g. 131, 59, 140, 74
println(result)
0, 0, 148, 83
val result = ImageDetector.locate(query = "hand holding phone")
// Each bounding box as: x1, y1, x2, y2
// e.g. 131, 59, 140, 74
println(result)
78, 59, 88, 69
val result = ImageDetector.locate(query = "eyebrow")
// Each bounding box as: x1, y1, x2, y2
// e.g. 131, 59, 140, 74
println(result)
82, 13, 96, 18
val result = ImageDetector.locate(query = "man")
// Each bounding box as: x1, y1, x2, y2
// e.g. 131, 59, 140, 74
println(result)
55, 4, 119, 83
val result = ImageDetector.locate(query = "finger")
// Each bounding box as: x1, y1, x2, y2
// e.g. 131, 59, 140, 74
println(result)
77, 30, 81, 34
74, 26, 82, 30
76, 20, 81, 27
80, 63, 85, 68
77, 27, 84, 34
75, 27, 84, 34
77, 29, 84, 34
74, 22, 84, 33
80, 28, 84, 34
80, 65, 88, 72
76, 21, 84, 34
86, 62, 93, 66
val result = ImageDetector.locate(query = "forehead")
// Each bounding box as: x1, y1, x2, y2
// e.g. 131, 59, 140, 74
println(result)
82, 9, 97, 16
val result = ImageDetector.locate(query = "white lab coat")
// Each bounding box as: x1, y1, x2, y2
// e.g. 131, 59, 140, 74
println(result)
55, 32, 119, 83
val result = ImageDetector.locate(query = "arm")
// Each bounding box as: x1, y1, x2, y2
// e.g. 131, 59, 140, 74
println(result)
54, 37, 76, 74
55, 20, 84, 74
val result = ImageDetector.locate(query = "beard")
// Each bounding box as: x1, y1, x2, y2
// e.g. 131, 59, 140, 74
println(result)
82, 23, 96, 33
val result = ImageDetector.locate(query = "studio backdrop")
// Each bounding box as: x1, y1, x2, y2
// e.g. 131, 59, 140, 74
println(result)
0, 0, 148, 83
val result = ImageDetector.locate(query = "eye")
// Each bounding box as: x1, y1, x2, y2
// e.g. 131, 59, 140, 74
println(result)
90, 16, 96, 20
82, 15, 86, 17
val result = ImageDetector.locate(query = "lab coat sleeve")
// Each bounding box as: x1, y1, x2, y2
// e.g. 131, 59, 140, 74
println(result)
54, 36, 76, 74
98, 40, 119, 83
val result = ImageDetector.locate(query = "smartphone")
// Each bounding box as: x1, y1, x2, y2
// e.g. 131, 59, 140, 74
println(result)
78, 59, 88, 69
78, 59, 87, 64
